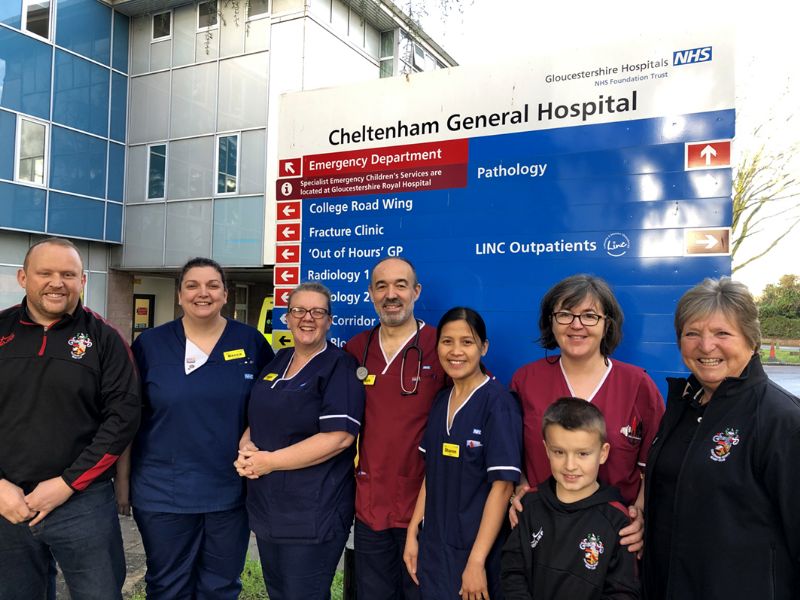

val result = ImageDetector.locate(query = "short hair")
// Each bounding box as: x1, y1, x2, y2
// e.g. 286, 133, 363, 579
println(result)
24, 237, 84, 271
369, 257, 419, 287
288, 282, 332, 313
674, 277, 760, 350
178, 257, 227, 290
542, 397, 607, 443
538, 274, 623, 357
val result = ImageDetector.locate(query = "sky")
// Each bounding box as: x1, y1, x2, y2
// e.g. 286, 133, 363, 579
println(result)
420, 0, 799, 295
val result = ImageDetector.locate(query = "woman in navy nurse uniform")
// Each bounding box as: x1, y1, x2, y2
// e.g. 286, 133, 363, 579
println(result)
404, 307, 522, 600
235, 282, 365, 600
120, 257, 273, 599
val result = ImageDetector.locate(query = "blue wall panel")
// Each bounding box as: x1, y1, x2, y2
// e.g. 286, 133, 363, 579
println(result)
112, 11, 129, 73
53, 49, 109, 137
0, 181, 46, 231
0, 1, 22, 27
110, 71, 127, 142
0, 110, 16, 180
0, 27, 52, 119
107, 141, 124, 201
48, 191, 104, 238
50, 126, 107, 198
56, 0, 111, 65
106, 200, 122, 242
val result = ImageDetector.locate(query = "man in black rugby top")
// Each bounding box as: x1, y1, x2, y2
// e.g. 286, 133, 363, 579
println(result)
0, 237, 140, 600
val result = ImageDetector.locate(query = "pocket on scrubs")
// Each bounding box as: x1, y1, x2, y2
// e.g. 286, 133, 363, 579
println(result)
266, 468, 321, 539
395, 475, 423, 523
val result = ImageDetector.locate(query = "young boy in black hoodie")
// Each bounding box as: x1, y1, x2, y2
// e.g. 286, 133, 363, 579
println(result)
501, 397, 640, 599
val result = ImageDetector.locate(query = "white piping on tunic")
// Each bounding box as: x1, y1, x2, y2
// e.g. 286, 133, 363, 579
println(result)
378, 321, 426, 375
319, 414, 362, 426
270, 344, 328, 389
560, 358, 613, 402
446, 375, 490, 436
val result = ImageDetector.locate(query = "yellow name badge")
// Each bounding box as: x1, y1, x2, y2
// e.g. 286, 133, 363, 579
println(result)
263, 373, 279, 381
363, 374, 376, 386
442, 443, 460, 458
224, 349, 246, 361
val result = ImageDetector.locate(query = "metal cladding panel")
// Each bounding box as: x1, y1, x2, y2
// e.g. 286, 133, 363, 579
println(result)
273, 31, 734, 398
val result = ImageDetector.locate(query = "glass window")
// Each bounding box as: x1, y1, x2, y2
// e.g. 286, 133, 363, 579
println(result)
148, 144, 167, 200
380, 30, 394, 57
212, 195, 264, 266
217, 135, 238, 194
153, 11, 171, 40
55, 0, 111, 65
47, 192, 105, 240
234, 285, 248, 322
16, 117, 47, 186
248, 0, 269, 19
197, 0, 218, 31
379, 59, 393, 78
53, 50, 110, 137
23, 0, 50, 39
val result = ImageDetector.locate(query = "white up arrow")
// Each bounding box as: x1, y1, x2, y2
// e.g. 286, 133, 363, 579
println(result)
700, 145, 717, 166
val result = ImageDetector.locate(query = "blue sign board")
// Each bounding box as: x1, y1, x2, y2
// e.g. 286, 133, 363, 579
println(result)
271, 32, 735, 397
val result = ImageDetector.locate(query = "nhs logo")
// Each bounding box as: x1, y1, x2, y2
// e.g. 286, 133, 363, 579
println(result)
673, 46, 712, 65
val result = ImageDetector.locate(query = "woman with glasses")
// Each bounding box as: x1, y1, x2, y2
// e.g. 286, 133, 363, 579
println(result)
120, 257, 274, 599
235, 282, 364, 600
509, 274, 664, 554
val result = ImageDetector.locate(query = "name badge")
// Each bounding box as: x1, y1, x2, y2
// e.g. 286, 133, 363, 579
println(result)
263, 373, 279, 381
224, 349, 246, 361
442, 443, 460, 458
363, 374, 376, 386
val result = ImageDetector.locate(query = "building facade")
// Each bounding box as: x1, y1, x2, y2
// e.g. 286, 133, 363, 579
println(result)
0, 0, 454, 338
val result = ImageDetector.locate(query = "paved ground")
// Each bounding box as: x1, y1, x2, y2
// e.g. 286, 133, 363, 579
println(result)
764, 364, 800, 395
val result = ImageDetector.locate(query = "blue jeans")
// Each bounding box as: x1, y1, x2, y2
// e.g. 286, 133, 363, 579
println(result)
0, 480, 125, 600
134, 506, 250, 600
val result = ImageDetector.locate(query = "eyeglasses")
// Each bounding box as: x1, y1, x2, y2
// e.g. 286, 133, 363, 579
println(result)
288, 307, 329, 319
552, 311, 604, 326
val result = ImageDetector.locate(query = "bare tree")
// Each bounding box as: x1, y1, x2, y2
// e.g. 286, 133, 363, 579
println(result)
731, 127, 800, 273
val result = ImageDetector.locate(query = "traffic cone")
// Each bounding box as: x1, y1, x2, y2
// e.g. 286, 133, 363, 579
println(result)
769, 343, 777, 361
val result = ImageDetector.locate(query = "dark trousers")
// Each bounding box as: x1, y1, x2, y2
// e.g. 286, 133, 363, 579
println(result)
134, 506, 250, 600
354, 518, 420, 600
256, 528, 348, 600
0, 481, 125, 600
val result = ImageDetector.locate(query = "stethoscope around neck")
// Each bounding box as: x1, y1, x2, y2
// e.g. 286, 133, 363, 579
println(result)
356, 319, 423, 396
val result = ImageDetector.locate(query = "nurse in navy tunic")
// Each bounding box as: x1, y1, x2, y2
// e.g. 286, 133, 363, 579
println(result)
120, 257, 273, 599
235, 282, 364, 600
404, 307, 522, 600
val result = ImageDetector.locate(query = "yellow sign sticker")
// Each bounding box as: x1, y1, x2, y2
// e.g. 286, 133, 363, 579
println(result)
223, 349, 246, 361
363, 374, 376, 386
442, 443, 460, 458
263, 373, 279, 381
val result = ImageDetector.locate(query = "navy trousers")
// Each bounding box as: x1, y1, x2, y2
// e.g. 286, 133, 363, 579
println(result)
354, 518, 421, 600
134, 505, 250, 600
256, 527, 348, 600
0, 481, 125, 600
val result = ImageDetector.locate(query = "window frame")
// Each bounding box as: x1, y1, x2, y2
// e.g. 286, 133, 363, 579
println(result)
21, 0, 51, 41
197, 0, 219, 32
247, 0, 270, 21
146, 143, 168, 201
215, 133, 240, 196
151, 10, 172, 42
14, 115, 49, 188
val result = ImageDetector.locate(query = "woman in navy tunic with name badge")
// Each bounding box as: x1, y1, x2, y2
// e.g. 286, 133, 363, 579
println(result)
235, 282, 365, 600
404, 307, 522, 600
122, 257, 273, 599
